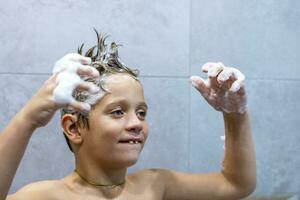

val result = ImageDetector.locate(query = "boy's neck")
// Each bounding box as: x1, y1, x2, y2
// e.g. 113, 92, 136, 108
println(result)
74, 157, 127, 188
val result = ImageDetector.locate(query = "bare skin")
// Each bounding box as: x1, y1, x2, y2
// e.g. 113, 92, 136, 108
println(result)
0, 55, 256, 200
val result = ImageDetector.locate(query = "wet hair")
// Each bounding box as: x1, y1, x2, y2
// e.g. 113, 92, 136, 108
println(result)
61, 29, 139, 152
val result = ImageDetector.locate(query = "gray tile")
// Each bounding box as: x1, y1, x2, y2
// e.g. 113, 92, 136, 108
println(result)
190, 0, 300, 79
189, 79, 300, 195
247, 79, 300, 195
129, 77, 190, 173
11, 113, 75, 194
0, 74, 46, 127
0, 75, 74, 194
189, 86, 225, 173
0, 0, 189, 77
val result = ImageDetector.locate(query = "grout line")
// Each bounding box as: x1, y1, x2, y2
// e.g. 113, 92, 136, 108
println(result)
140, 75, 190, 79
245, 77, 300, 82
0, 72, 300, 82
0, 72, 51, 76
187, 0, 192, 172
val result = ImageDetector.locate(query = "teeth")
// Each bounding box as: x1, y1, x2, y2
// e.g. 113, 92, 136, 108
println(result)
124, 140, 141, 144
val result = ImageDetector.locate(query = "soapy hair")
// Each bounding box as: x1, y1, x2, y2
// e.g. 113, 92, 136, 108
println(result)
61, 29, 139, 152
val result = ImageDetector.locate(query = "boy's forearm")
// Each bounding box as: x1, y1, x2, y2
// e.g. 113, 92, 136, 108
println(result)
221, 111, 256, 195
0, 111, 35, 199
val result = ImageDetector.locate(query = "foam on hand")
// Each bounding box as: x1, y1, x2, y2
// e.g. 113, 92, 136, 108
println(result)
53, 72, 82, 105
52, 54, 102, 112
192, 62, 247, 114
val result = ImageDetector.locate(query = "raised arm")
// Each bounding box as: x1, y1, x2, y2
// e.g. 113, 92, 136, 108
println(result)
222, 110, 256, 195
158, 62, 256, 200
0, 53, 100, 200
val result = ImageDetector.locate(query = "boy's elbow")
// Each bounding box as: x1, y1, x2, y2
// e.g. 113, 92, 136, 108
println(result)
242, 184, 256, 198
235, 179, 257, 199
222, 174, 256, 199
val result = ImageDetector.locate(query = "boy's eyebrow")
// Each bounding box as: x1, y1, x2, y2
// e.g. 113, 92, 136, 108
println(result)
105, 99, 148, 109
139, 102, 148, 109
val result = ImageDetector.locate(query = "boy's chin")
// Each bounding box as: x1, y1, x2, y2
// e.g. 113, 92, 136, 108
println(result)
102, 150, 142, 169
112, 154, 140, 168
120, 156, 139, 167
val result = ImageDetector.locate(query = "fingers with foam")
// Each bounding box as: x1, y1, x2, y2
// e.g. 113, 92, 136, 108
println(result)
229, 68, 245, 93
202, 62, 215, 73
207, 62, 224, 78
52, 53, 102, 112
53, 72, 81, 105
76, 82, 100, 93
217, 67, 233, 84
77, 65, 99, 77
190, 76, 210, 98
191, 62, 247, 114
61, 53, 92, 65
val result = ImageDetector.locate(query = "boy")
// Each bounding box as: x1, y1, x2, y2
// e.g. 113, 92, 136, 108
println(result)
0, 32, 256, 200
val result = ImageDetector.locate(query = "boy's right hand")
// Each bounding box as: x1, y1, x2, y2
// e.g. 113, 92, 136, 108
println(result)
20, 53, 101, 129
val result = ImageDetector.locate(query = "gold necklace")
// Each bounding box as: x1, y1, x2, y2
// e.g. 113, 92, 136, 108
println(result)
74, 169, 126, 188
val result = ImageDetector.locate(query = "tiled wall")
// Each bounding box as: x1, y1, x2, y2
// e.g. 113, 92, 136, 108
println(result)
0, 0, 299, 196
190, 0, 300, 196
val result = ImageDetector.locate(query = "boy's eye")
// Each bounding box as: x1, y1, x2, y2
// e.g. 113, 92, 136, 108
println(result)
111, 109, 124, 117
137, 110, 147, 120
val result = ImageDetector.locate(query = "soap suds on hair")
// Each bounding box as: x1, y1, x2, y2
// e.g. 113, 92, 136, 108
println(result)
52, 54, 103, 111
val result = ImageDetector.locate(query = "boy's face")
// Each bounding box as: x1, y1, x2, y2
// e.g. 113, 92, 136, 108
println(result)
79, 73, 148, 168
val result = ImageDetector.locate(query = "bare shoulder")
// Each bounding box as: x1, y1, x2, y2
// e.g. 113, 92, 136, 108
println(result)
7, 180, 66, 200
128, 168, 170, 184
127, 169, 168, 198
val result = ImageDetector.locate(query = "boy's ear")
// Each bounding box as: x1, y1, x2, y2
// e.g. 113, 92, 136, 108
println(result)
61, 114, 83, 145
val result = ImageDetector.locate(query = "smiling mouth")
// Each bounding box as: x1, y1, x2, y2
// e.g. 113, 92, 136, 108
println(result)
118, 140, 142, 144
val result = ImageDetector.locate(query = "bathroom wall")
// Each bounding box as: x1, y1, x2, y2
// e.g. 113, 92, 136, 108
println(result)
0, 0, 299, 196
189, 0, 300, 195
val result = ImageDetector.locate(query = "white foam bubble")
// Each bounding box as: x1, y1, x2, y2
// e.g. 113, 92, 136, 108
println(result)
53, 72, 82, 105
52, 55, 102, 109
220, 135, 226, 150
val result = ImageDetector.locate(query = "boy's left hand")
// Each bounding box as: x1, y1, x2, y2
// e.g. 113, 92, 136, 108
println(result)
190, 62, 247, 114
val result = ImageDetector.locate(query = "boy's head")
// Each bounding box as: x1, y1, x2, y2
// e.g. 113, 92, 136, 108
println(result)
60, 30, 146, 157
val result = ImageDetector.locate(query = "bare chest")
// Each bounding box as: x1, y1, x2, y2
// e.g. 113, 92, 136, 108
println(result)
55, 192, 163, 200
52, 186, 164, 200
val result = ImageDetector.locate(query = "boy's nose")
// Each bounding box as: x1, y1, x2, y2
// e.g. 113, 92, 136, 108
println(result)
125, 113, 143, 134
